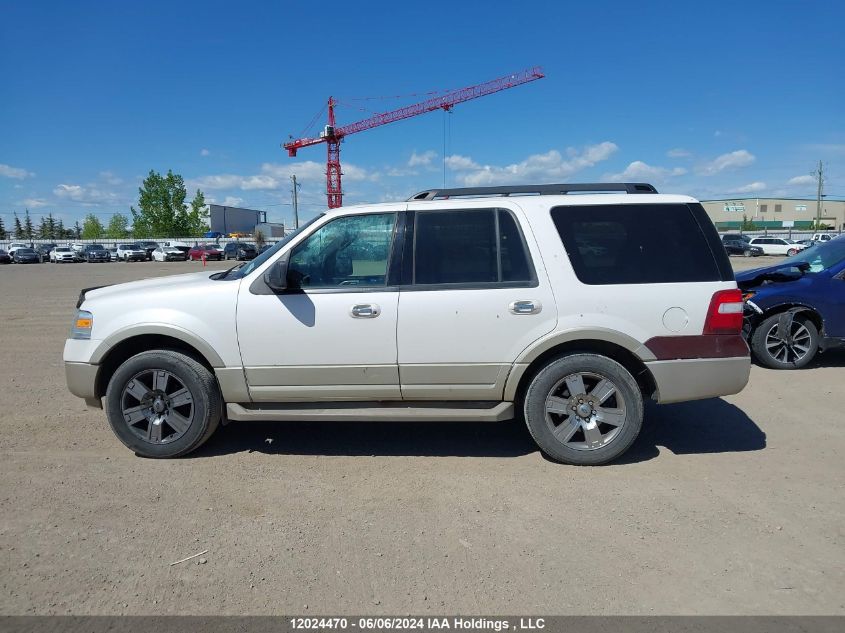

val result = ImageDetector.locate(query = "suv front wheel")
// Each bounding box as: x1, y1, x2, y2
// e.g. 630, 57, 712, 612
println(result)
105, 350, 221, 458
523, 354, 643, 465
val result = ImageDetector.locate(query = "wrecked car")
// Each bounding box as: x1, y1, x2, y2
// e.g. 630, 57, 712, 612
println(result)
737, 237, 845, 369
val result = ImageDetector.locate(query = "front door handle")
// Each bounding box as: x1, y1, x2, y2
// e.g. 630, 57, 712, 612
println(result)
509, 300, 542, 315
350, 303, 381, 318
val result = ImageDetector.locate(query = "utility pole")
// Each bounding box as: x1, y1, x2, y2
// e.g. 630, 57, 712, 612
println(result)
290, 174, 300, 229
814, 160, 824, 229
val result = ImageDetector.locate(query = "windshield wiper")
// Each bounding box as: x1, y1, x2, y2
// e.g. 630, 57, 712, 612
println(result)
212, 262, 245, 280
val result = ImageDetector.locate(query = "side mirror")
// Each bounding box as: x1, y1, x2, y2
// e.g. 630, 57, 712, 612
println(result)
264, 254, 290, 292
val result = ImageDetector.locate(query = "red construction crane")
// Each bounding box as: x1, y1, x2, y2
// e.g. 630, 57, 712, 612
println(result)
283, 66, 545, 209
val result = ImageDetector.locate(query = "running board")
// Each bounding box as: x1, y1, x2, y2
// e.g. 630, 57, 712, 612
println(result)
226, 401, 514, 422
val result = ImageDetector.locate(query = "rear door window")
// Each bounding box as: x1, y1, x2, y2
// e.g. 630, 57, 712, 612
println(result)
550, 204, 722, 285
412, 208, 534, 286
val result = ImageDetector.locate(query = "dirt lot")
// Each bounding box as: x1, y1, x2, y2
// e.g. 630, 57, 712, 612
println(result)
0, 256, 843, 615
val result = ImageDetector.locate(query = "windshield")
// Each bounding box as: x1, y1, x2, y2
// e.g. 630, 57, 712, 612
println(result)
220, 214, 325, 280
19, 248, 35, 254
782, 237, 845, 272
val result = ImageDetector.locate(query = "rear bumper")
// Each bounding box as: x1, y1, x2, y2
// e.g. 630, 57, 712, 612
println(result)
646, 356, 750, 404
65, 361, 102, 408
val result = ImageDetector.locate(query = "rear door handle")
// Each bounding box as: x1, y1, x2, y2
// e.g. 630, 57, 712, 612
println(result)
509, 300, 542, 315
350, 303, 381, 318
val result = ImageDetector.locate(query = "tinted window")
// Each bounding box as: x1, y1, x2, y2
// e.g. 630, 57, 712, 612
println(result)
413, 209, 533, 285
551, 204, 721, 285
287, 213, 397, 288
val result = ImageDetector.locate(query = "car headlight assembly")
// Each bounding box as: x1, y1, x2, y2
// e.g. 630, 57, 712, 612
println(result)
71, 310, 93, 340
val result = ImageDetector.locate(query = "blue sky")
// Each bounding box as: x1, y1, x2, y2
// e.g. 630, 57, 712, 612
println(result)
2, 0, 844, 228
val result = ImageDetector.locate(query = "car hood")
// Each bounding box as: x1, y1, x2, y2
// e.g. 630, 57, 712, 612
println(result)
83, 271, 223, 305
735, 263, 810, 290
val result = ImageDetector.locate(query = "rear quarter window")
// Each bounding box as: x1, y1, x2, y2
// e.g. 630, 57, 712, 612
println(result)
550, 203, 726, 285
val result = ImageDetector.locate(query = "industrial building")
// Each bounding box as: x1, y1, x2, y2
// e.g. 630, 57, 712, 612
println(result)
700, 197, 845, 231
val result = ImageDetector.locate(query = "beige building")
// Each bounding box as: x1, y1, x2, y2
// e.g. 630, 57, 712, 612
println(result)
700, 197, 845, 232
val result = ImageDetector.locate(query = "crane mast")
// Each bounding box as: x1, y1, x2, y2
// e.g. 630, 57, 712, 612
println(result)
283, 67, 544, 209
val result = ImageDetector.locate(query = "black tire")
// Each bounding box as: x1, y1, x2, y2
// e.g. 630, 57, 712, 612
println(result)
104, 350, 221, 458
743, 250, 752, 257
751, 313, 819, 369
787, 248, 798, 257
523, 353, 643, 465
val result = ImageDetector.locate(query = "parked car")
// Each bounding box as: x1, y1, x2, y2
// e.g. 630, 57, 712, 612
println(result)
747, 237, 808, 256
723, 239, 763, 257
13, 247, 40, 264
811, 233, 835, 243
50, 246, 76, 263
188, 244, 224, 261
65, 182, 750, 464
116, 243, 147, 262
737, 238, 845, 369
107, 247, 119, 262
69, 243, 88, 262
137, 241, 160, 261
160, 241, 191, 258
83, 244, 111, 263
7, 242, 29, 258
223, 241, 257, 261
721, 234, 752, 245
36, 243, 57, 262
0, 249, 11, 264
152, 246, 188, 262
258, 244, 275, 255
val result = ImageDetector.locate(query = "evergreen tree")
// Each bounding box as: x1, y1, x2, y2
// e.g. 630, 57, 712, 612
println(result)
74, 220, 82, 240
0, 216, 6, 240
38, 216, 48, 239
46, 213, 56, 240
56, 218, 65, 240
13, 211, 23, 238
23, 209, 34, 240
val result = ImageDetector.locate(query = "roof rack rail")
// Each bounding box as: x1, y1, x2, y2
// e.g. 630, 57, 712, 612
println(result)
408, 182, 658, 201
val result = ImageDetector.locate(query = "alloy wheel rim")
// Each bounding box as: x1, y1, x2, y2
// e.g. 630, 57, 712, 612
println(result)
121, 370, 195, 444
765, 321, 811, 364
544, 371, 626, 451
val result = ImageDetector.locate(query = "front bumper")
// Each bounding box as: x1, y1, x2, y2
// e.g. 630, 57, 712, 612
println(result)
646, 356, 750, 404
65, 361, 102, 409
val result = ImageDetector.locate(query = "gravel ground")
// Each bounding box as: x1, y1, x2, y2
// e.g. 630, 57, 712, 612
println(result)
0, 256, 842, 615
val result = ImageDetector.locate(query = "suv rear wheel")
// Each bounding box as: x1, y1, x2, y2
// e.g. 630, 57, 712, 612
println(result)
523, 354, 643, 465
104, 350, 221, 458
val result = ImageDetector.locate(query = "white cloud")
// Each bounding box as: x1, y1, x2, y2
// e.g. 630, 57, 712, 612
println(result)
191, 160, 370, 192
607, 161, 686, 182
22, 198, 48, 208
731, 181, 767, 193
408, 150, 437, 167
445, 155, 480, 171
53, 183, 119, 205
698, 149, 755, 175
446, 142, 618, 186
667, 148, 691, 158
0, 163, 34, 179
222, 196, 245, 207
200, 148, 211, 157
98, 171, 123, 185
787, 174, 815, 186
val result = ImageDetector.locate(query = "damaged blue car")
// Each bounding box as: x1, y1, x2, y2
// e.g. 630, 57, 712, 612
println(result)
736, 237, 845, 369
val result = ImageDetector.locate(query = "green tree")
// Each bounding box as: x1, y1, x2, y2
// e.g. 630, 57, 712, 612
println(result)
0, 216, 6, 240
106, 213, 129, 239
46, 213, 57, 240
131, 170, 207, 237
81, 214, 104, 239
23, 209, 34, 240
56, 218, 65, 240
13, 211, 23, 238
38, 216, 47, 239
74, 220, 82, 240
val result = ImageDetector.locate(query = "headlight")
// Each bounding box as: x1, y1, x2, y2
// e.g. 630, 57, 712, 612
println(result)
71, 310, 93, 340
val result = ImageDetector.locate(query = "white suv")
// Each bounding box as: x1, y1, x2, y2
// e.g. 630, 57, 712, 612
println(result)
747, 237, 806, 256
64, 183, 750, 465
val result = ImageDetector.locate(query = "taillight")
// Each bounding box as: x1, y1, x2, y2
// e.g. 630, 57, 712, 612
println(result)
703, 289, 744, 334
